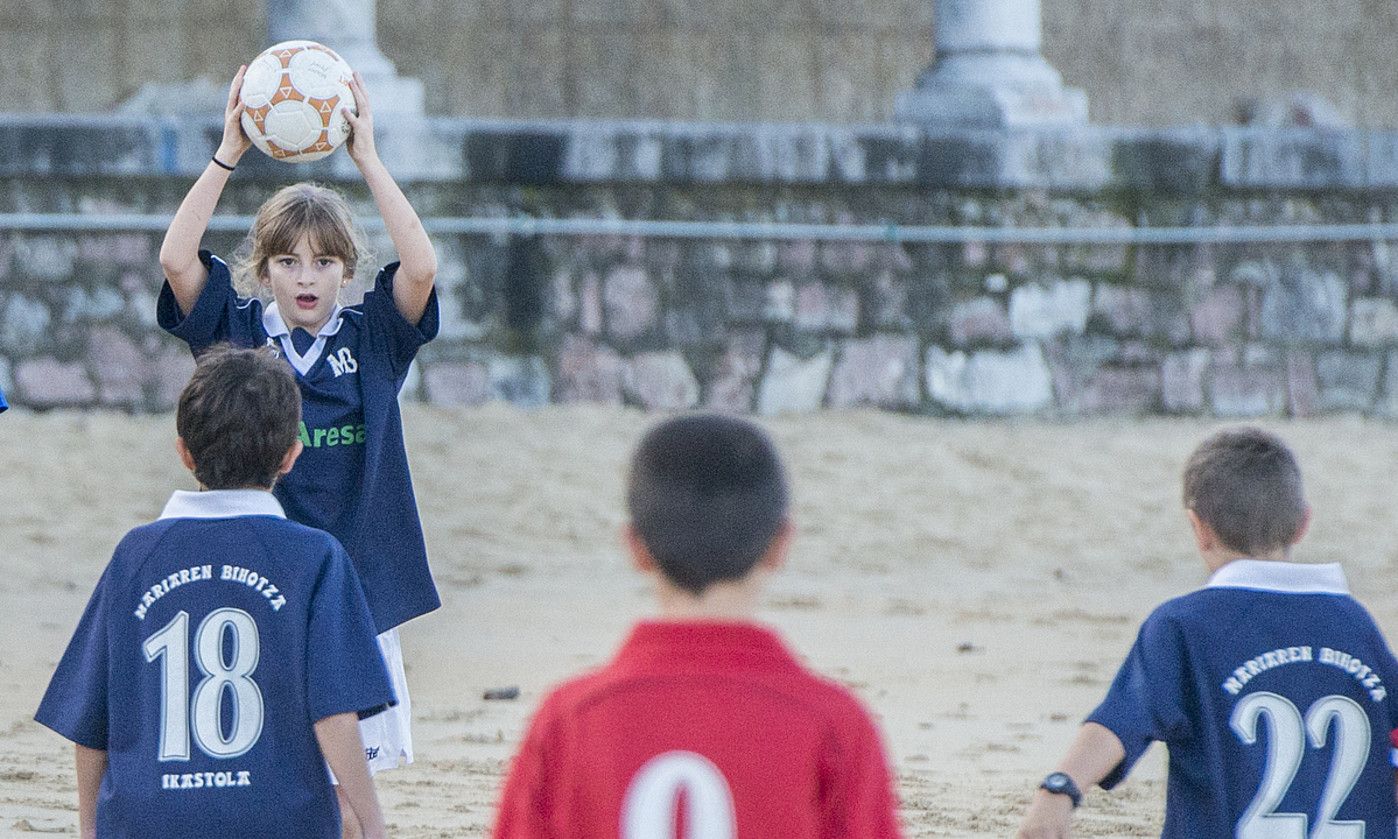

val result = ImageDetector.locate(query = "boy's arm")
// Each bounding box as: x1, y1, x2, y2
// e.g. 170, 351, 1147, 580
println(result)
1016, 722, 1127, 839
822, 708, 903, 839
75, 744, 107, 839
158, 66, 253, 317
315, 712, 388, 839
342, 72, 438, 325
494, 705, 558, 839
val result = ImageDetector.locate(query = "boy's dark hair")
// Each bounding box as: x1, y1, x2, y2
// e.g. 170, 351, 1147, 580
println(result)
1182, 426, 1307, 556
177, 344, 301, 490
627, 413, 790, 595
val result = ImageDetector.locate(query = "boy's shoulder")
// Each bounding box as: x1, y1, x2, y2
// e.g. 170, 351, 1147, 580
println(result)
536, 622, 878, 732
111, 505, 346, 580
1136, 561, 1379, 653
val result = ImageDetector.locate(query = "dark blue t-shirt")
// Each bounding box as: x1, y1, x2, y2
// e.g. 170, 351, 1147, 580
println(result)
157, 252, 440, 632
1089, 559, 1398, 838
35, 490, 394, 839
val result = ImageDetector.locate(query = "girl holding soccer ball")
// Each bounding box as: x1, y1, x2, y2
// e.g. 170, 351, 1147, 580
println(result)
157, 62, 440, 839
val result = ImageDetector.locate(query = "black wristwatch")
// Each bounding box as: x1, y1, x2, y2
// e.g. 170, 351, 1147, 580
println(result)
1039, 772, 1082, 808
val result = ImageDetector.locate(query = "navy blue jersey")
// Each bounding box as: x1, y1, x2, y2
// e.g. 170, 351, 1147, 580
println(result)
1089, 559, 1398, 838
35, 490, 394, 839
158, 252, 440, 632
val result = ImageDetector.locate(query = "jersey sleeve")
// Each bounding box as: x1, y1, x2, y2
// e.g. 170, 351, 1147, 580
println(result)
34, 568, 112, 750
818, 700, 904, 839
361, 262, 439, 380
494, 695, 565, 839
304, 541, 397, 722
156, 251, 262, 353
1084, 611, 1190, 789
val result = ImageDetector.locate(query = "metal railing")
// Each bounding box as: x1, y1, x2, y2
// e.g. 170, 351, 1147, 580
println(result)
2, 213, 1397, 244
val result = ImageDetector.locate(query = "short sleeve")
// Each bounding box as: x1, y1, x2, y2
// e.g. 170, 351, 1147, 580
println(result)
493, 696, 563, 839
1085, 612, 1190, 789
157, 251, 263, 353
35, 570, 112, 749
362, 262, 439, 379
819, 700, 903, 839
305, 542, 396, 722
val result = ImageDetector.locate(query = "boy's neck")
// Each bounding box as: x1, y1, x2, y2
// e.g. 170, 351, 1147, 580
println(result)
653, 577, 763, 624
1204, 545, 1290, 574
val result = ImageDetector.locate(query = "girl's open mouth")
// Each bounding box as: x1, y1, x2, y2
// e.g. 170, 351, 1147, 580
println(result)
295, 294, 318, 309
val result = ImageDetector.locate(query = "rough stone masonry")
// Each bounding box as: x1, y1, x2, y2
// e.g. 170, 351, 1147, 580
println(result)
5, 117, 1398, 417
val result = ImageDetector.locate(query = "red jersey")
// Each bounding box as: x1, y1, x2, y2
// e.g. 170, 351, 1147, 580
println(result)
494, 621, 902, 839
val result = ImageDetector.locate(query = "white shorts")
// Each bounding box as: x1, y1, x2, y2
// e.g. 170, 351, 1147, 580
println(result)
331, 627, 414, 782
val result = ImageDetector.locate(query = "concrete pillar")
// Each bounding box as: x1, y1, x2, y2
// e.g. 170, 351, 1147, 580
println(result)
895, 0, 1087, 127
267, 0, 424, 116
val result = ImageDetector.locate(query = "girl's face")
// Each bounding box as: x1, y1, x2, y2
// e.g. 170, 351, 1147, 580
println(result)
261, 233, 348, 333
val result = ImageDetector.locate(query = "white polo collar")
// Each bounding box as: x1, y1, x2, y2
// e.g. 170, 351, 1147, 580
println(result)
262, 302, 345, 375
1206, 558, 1349, 595
159, 490, 287, 520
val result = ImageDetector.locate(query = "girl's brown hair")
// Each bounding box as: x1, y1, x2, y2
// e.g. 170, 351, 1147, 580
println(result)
232, 182, 367, 295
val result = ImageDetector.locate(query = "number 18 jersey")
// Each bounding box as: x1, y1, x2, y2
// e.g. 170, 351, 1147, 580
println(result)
35, 490, 395, 839
1088, 559, 1398, 838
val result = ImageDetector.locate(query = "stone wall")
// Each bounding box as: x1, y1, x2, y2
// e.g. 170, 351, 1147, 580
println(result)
5, 117, 1398, 417
5, 1, 1398, 127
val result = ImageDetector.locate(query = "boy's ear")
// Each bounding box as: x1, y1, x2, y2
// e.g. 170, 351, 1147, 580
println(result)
278, 440, 304, 477
1186, 508, 1218, 553
624, 524, 659, 575
758, 519, 795, 574
175, 437, 197, 474
1290, 504, 1312, 546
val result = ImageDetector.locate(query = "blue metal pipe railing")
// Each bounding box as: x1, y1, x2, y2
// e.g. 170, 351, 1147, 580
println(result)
1, 213, 1396, 244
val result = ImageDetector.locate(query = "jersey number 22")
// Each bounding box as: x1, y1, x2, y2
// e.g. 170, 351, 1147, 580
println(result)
1231, 691, 1371, 839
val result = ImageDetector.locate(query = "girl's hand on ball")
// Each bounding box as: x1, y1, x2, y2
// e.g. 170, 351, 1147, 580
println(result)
217, 65, 252, 165
344, 71, 377, 166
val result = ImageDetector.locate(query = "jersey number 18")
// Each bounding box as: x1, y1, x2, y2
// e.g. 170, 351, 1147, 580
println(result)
142, 609, 265, 761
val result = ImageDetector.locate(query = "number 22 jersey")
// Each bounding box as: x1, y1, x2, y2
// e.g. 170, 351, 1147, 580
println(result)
1088, 559, 1398, 837
35, 490, 395, 838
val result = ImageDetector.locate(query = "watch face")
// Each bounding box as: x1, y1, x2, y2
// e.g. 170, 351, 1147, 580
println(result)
1044, 772, 1071, 791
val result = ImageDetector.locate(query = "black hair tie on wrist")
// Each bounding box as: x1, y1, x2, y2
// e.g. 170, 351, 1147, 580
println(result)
211, 156, 236, 172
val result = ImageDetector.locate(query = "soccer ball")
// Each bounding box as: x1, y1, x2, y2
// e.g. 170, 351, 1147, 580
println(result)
239, 40, 356, 163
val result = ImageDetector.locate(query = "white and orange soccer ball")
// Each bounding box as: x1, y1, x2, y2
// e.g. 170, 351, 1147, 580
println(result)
239, 40, 356, 163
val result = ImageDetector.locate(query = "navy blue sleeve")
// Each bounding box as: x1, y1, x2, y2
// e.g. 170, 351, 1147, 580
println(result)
1085, 611, 1190, 789
361, 262, 439, 379
34, 568, 112, 749
156, 251, 263, 353
305, 541, 396, 722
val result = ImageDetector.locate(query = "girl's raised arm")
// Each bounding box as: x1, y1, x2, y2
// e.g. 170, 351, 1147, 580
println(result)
158, 66, 252, 317
343, 71, 438, 325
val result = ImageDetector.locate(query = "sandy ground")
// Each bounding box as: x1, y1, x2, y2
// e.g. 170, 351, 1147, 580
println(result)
3, 405, 1398, 837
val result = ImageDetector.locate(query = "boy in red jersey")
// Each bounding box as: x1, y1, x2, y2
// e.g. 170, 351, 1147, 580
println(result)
493, 413, 902, 839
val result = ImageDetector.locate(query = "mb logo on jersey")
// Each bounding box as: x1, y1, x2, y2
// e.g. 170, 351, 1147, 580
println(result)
327, 347, 358, 377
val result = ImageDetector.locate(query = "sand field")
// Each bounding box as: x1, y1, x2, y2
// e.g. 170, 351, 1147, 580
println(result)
3, 405, 1398, 836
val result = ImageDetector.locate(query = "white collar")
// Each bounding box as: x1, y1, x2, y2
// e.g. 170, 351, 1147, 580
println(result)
1206, 558, 1350, 595
159, 489, 287, 520
262, 302, 345, 375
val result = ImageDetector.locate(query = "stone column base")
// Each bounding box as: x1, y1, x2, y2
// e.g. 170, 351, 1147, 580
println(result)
895, 54, 1088, 127
360, 72, 425, 117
